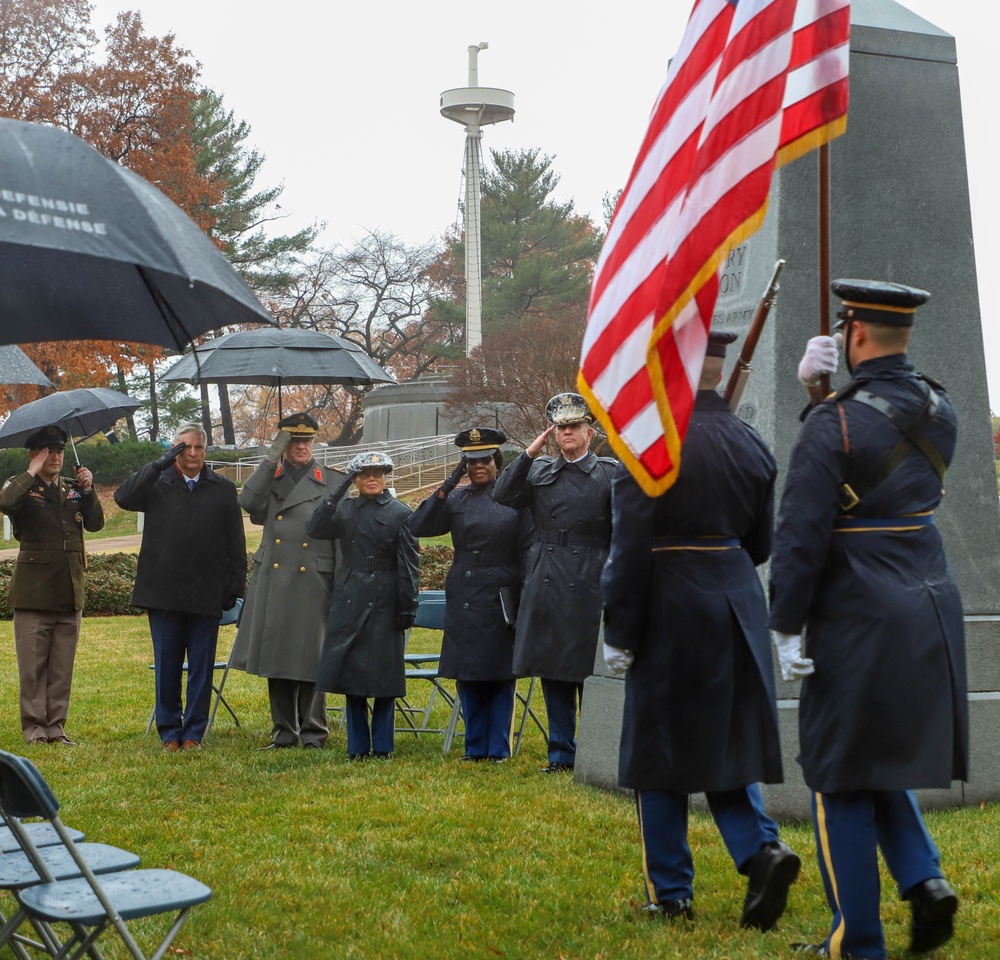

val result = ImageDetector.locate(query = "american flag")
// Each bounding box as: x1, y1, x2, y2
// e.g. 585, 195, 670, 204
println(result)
578, 0, 849, 495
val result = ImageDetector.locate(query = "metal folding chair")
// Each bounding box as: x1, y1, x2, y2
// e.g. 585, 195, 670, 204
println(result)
0, 750, 212, 960
396, 590, 454, 737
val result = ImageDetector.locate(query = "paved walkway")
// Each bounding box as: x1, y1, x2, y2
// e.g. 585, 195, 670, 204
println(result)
0, 515, 260, 560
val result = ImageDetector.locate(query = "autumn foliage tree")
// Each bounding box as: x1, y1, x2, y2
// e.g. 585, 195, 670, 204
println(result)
0, 4, 226, 419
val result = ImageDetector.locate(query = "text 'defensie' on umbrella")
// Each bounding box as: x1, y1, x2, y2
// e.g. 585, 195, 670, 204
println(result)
0, 117, 276, 350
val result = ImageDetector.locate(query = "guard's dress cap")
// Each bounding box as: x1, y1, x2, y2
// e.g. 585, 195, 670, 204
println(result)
347, 451, 394, 474
706, 330, 738, 359
25, 425, 68, 450
832, 279, 930, 329
455, 427, 507, 460
276, 411, 319, 438
545, 393, 595, 426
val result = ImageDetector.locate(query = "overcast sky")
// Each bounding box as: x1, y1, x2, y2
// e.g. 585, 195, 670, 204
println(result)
88, 0, 999, 406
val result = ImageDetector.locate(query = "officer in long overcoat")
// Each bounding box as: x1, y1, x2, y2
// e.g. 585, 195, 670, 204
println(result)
770, 280, 967, 959
492, 393, 616, 772
0, 425, 104, 745
307, 452, 419, 758
601, 332, 799, 928
407, 427, 533, 761
230, 412, 341, 749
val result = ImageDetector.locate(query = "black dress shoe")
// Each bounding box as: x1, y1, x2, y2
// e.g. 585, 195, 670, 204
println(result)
257, 741, 295, 750
540, 761, 574, 774
905, 877, 958, 953
373, 751, 392, 759
302, 743, 323, 750
640, 899, 694, 920
741, 840, 801, 931
347, 753, 370, 761
460, 755, 486, 762
487, 756, 507, 763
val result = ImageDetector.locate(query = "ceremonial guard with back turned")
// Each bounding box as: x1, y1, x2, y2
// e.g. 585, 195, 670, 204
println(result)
407, 427, 533, 762
770, 280, 967, 960
601, 332, 800, 928
491, 393, 616, 773
0, 425, 104, 745
230, 412, 342, 750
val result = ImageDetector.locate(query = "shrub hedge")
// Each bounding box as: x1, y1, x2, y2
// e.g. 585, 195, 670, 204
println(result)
0, 442, 166, 488
0, 544, 456, 618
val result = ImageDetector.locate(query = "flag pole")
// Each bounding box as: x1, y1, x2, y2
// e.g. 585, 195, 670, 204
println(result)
818, 143, 832, 396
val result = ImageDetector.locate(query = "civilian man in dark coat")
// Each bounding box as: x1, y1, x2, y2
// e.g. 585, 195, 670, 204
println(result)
115, 423, 247, 752
770, 280, 967, 959
407, 428, 533, 762
0, 425, 104, 745
601, 332, 799, 928
492, 393, 616, 773
230, 412, 340, 750
307, 452, 419, 759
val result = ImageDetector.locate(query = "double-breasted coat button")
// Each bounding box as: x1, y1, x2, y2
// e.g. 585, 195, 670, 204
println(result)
276, 515, 283, 521
273, 563, 279, 569
300, 566, 306, 572
275, 538, 281, 544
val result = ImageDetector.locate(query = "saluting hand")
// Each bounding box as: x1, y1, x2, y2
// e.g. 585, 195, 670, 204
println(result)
526, 425, 555, 459
26, 448, 50, 477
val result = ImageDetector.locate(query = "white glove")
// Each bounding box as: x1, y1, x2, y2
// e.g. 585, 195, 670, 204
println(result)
772, 631, 815, 682
603, 643, 635, 675
797, 335, 840, 386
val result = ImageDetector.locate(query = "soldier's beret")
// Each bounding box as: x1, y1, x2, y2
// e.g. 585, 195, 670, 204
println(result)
276, 411, 319, 438
705, 330, 739, 358
347, 451, 394, 474
545, 393, 595, 426
24, 425, 68, 451
832, 279, 930, 328
454, 427, 507, 460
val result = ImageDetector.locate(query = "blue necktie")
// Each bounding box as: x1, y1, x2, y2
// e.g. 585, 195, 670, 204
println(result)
187, 479, 196, 492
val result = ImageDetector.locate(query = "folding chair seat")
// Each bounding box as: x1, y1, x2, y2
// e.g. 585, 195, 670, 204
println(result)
0, 841, 139, 960
0, 750, 212, 960
0, 824, 84, 854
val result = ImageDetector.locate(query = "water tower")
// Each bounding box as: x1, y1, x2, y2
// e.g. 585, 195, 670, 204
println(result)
440, 43, 515, 354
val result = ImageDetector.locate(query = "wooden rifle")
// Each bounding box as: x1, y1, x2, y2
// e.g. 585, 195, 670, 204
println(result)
723, 258, 785, 412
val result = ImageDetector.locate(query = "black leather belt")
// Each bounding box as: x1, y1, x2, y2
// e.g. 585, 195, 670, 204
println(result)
347, 555, 395, 571
537, 529, 609, 547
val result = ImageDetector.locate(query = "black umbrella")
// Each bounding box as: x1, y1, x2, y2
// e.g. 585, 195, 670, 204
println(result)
0, 118, 275, 350
0, 345, 54, 388
0, 387, 141, 464
158, 327, 396, 417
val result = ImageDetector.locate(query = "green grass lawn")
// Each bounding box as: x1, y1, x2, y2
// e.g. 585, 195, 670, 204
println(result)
0, 619, 994, 959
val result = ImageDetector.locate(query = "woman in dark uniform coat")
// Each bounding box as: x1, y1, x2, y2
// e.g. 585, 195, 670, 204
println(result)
307, 452, 419, 759
407, 428, 533, 761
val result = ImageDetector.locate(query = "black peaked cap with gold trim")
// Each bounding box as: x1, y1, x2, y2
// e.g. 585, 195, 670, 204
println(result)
455, 427, 507, 460
832, 279, 930, 329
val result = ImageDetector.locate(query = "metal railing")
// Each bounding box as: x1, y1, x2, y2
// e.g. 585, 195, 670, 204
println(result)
206, 434, 460, 491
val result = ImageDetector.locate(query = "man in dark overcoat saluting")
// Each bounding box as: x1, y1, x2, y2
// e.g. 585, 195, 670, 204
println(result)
602, 332, 799, 928
492, 392, 616, 773
771, 280, 967, 959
